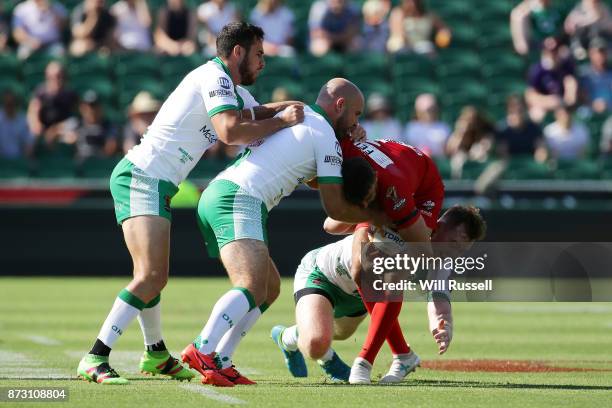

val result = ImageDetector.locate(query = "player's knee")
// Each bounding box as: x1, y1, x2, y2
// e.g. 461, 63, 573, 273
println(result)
299, 334, 332, 360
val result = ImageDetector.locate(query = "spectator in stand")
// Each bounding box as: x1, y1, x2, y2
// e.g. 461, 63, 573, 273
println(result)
198, 0, 239, 55
308, 0, 361, 56
361, 93, 401, 142
122, 91, 161, 154
511, 0, 566, 56
525, 36, 578, 123
12, 0, 68, 59
599, 114, 612, 155
0, 89, 34, 159
543, 105, 589, 159
250, 0, 295, 57
361, 0, 391, 53
446, 106, 495, 162
70, 0, 117, 56
110, 0, 152, 52
565, 0, 612, 60
64, 90, 118, 159
0, 4, 9, 52
154, 0, 197, 56
496, 95, 547, 161
579, 37, 612, 113
387, 0, 451, 55
27, 61, 78, 153
403, 93, 450, 158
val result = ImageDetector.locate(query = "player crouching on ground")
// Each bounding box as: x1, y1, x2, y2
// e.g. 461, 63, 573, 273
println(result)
271, 157, 486, 383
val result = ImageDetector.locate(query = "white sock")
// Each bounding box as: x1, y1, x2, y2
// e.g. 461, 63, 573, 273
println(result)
196, 288, 255, 354
281, 325, 299, 351
216, 304, 267, 368
138, 295, 163, 346
97, 288, 145, 348
318, 348, 334, 363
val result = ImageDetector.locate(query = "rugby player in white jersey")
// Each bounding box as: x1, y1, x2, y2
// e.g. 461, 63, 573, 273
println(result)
271, 159, 486, 383
180, 78, 388, 386
77, 22, 306, 385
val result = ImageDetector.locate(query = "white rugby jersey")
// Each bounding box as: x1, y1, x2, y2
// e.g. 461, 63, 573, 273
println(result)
215, 104, 343, 210
126, 57, 258, 186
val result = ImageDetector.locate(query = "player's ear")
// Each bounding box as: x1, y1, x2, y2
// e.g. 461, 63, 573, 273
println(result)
335, 97, 345, 114
232, 44, 244, 61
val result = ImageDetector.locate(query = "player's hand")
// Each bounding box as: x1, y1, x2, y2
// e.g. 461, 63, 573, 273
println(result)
280, 104, 305, 127
432, 319, 452, 355
348, 124, 367, 142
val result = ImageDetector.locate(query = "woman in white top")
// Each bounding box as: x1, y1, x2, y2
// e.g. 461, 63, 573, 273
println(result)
111, 0, 152, 51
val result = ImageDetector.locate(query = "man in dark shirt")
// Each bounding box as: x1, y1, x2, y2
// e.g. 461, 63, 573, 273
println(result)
525, 37, 578, 122
66, 90, 118, 159
27, 61, 78, 153
496, 95, 547, 160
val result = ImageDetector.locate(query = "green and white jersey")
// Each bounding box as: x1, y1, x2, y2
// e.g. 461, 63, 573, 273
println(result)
126, 57, 258, 186
315, 234, 358, 296
215, 104, 343, 210
315, 227, 407, 296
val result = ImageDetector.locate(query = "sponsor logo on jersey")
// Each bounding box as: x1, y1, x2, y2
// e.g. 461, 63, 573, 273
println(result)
355, 141, 393, 168
248, 138, 265, 148
386, 185, 407, 211
420, 200, 435, 216
199, 125, 217, 144
209, 89, 234, 98
218, 77, 231, 89
335, 141, 342, 156
324, 155, 342, 166
178, 147, 194, 164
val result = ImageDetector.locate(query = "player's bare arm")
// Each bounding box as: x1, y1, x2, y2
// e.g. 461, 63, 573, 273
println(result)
211, 104, 304, 145
318, 183, 387, 224
244, 101, 306, 120
428, 299, 453, 355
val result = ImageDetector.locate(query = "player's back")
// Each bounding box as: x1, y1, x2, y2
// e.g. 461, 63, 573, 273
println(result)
215, 106, 341, 210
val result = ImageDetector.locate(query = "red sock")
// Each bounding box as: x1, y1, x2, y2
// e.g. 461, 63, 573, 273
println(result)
358, 301, 403, 364
358, 288, 410, 356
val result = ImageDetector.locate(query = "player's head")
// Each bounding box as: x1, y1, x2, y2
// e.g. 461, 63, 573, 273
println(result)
431, 205, 486, 256
216, 22, 265, 86
316, 78, 365, 139
341, 157, 377, 208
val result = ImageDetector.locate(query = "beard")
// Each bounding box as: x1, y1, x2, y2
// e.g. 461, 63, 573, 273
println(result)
239, 57, 256, 86
335, 110, 354, 139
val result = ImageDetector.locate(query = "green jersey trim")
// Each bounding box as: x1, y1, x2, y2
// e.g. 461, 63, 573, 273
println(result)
209, 104, 240, 117
212, 57, 244, 110
317, 176, 343, 184
309, 104, 333, 128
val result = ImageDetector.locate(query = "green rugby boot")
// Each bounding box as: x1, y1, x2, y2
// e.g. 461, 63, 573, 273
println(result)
139, 350, 195, 381
77, 354, 128, 385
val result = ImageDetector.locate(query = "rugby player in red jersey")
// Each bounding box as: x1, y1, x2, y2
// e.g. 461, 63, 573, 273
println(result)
327, 137, 451, 383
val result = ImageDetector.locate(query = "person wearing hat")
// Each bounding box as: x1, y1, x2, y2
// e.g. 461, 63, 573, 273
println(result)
361, 92, 402, 142
65, 89, 118, 159
579, 36, 612, 113
122, 91, 162, 153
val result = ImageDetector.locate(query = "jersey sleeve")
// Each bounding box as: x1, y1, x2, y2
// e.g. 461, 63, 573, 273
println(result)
201, 71, 240, 117
236, 86, 259, 109
313, 130, 343, 184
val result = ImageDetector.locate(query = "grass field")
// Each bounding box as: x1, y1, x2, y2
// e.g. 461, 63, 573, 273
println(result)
1, 277, 611, 407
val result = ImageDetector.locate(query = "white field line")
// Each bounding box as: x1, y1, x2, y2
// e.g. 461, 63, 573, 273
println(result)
180, 383, 247, 405
22, 334, 62, 346
0, 349, 69, 379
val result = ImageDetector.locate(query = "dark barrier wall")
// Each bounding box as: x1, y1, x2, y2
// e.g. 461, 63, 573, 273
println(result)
1, 204, 611, 276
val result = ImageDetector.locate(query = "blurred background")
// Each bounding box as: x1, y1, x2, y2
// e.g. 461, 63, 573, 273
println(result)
1, 0, 612, 277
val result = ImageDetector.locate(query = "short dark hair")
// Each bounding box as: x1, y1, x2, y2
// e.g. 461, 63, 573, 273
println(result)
216, 22, 264, 58
441, 205, 487, 241
342, 157, 376, 206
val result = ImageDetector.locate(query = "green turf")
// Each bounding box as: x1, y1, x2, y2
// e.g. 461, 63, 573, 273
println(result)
0, 277, 611, 407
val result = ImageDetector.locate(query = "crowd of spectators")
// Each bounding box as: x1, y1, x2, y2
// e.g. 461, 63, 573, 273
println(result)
2, 0, 612, 179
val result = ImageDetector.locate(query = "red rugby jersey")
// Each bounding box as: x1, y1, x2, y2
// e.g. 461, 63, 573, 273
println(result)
341, 139, 445, 230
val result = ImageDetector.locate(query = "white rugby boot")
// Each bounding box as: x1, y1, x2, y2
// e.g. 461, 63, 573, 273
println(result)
379, 351, 420, 384
348, 357, 372, 384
